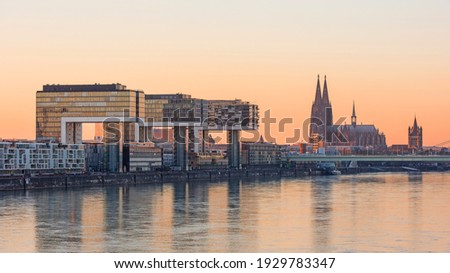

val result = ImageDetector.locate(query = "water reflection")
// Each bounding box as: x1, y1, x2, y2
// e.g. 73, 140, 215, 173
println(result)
34, 190, 83, 252
227, 179, 242, 252
172, 181, 209, 252
408, 173, 423, 183
0, 172, 449, 252
310, 177, 334, 252
407, 173, 423, 251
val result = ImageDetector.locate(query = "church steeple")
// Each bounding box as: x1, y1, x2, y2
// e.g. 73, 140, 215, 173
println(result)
322, 75, 330, 106
409, 115, 423, 150
351, 100, 357, 126
314, 74, 322, 104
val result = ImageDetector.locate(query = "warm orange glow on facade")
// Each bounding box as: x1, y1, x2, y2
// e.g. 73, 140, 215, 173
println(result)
1, 1, 449, 146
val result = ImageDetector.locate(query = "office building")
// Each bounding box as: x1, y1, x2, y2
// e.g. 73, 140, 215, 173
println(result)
36, 84, 259, 172
123, 142, 162, 172
191, 153, 228, 169
241, 137, 281, 166
36, 83, 145, 143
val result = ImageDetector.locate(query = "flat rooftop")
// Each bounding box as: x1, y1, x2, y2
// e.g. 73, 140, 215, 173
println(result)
145, 94, 192, 100
42, 83, 128, 92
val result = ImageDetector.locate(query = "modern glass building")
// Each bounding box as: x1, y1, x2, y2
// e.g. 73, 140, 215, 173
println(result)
36, 83, 259, 172
36, 83, 145, 143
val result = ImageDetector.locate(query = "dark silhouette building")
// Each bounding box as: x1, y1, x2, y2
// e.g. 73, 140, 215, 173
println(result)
337, 102, 387, 152
309, 75, 333, 145
408, 116, 423, 150
309, 76, 387, 153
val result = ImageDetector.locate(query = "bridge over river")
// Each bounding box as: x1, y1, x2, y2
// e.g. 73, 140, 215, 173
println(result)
283, 155, 450, 163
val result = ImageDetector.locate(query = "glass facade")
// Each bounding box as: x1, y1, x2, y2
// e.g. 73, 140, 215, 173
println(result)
144, 95, 259, 129
35, 84, 260, 171
145, 98, 170, 123
36, 84, 145, 143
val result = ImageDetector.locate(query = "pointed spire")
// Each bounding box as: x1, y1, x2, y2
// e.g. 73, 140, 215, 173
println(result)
413, 115, 418, 128
322, 75, 330, 105
352, 101, 356, 117
351, 100, 357, 126
314, 74, 322, 104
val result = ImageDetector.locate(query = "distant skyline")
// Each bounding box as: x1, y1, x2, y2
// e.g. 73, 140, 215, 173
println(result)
1, 0, 450, 146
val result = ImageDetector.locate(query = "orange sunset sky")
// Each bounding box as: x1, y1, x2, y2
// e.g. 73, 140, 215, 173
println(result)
1, 0, 449, 146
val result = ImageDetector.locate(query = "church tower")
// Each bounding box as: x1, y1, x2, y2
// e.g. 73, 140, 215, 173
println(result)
310, 75, 322, 142
408, 116, 423, 150
309, 75, 333, 144
322, 76, 333, 127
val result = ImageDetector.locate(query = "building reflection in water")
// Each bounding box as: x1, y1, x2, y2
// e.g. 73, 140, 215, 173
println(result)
408, 173, 423, 250
103, 187, 129, 252
408, 173, 423, 183
80, 190, 104, 252
148, 183, 174, 252
172, 181, 209, 252
0, 172, 448, 252
226, 179, 242, 252
34, 190, 83, 252
310, 177, 334, 252
103, 184, 167, 252
0, 191, 37, 252
241, 179, 282, 252
206, 180, 229, 252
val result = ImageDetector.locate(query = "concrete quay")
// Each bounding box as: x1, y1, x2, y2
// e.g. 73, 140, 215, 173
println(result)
0, 166, 448, 192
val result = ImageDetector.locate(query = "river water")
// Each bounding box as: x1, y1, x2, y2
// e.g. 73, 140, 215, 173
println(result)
1, 172, 449, 252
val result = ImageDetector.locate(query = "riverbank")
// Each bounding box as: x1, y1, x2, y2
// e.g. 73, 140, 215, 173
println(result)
1, 166, 449, 191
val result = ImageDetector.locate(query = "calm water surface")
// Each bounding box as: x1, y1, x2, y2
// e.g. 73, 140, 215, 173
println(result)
1, 172, 449, 252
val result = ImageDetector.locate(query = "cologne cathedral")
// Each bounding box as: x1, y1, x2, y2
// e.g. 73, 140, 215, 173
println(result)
309, 75, 387, 153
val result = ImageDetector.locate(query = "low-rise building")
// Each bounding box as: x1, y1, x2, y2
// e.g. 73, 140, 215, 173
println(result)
205, 143, 228, 155
191, 153, 228, 169
123, 142, 162, 172
241, 138, 281, 166
0, 141, 85, 174
154, 141, 174, 167
389, 144, 409, 155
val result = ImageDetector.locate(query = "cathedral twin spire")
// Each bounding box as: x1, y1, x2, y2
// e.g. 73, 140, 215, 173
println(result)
322, 75, 330, 105
315, 74, 358, 127
310, 75, 334, 142
314, 75, 331, 107
314, 75, 322, 103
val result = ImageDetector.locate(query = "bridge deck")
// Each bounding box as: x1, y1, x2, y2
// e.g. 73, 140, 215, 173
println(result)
284, 155, 450, 163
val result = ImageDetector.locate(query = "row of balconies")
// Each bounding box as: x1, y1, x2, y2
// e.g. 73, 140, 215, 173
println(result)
0, 158, 85, 170
1, 163, 83, 170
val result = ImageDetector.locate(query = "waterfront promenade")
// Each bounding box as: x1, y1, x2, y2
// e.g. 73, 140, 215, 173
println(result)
1, 162, 449, 191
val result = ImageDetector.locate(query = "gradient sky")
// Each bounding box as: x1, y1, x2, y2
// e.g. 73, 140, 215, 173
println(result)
1, 0, 449, 146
